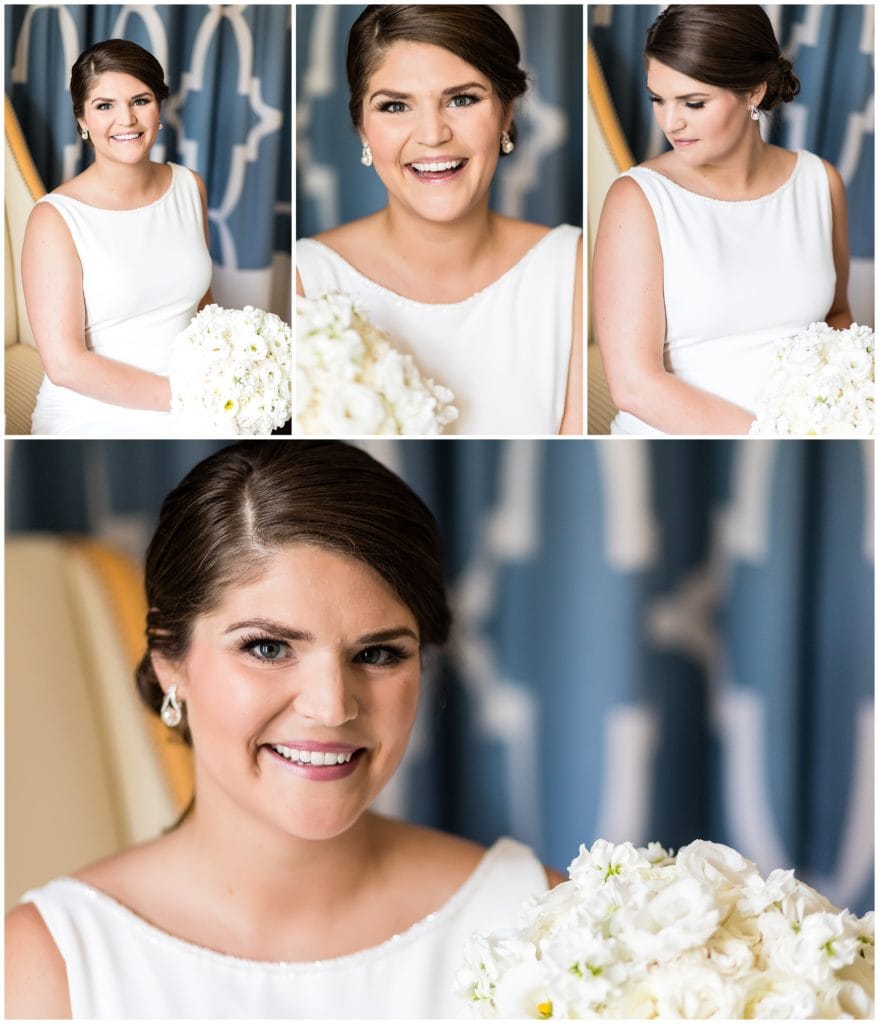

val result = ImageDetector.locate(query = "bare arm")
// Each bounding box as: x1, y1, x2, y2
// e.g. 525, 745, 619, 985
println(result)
545, 866, 567, 888
593, 177, 754, 435
5, 904, 71, 1018
22, 203, 171, 411
821, 160, 853, 329
193, 171, 214, 309
559, 236, 583, 435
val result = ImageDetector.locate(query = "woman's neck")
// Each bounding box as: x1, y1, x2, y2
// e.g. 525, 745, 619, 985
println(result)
381, 197, 500, 279
681, 130, 773, 199
87, 157, 166, 205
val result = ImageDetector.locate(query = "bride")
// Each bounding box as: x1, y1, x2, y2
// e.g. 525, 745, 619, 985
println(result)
296, 5, 583, 436
593, 5, 853, 436
22, 38, 213, 436
5, 441, 563, 1018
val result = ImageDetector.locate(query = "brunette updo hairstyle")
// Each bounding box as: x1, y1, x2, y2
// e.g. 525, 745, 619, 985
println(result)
136, 441, 452, 744
347, 5, 528, 154
645, 5, 799, 111
71, 38, 170, 133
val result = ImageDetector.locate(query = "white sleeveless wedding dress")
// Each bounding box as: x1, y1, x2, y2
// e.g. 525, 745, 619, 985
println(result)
30, 163, 213, 436
610, 150, 837, 435
296, 225, 581, 435
20, 838, 547, 1018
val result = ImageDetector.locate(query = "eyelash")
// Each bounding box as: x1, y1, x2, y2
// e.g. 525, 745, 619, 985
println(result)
95, 97, 151, 111
649, 97, 705, 110
234, 635, 412, 668
377, 93, 481, 114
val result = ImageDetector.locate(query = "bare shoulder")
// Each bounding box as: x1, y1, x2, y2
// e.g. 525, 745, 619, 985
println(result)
818, 157, 847, 202
186, 166, 208, 201
546, 866, 568, 888
5, 902, 71, 1018
312, 213, 383, 260
596, 175, 659, 251
378, 815, 486, 876
492, 215, 553, 253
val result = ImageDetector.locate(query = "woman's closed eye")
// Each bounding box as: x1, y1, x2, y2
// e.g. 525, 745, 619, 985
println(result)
648, 95, 706, 110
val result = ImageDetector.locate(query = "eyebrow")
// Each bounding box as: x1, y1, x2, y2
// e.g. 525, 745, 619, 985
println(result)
368, 81, 488, 103
223, 619, 419, 645
90, 92, 153, 103
647, 87, 710, 100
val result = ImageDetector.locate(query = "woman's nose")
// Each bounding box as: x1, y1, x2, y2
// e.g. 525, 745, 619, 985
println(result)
294, 660, 358, 727
415, 105, 452, 147
665, 105, 686, 133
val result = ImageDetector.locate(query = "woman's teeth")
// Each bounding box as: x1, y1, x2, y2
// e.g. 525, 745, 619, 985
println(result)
112, 133, 141, 142
408, 159, 466, 177
270, 744, 354, 766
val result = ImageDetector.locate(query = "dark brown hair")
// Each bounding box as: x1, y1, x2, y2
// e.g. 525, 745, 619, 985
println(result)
347, 5, 528, 154
136, 441, 452, 743
71, 38, 170, 127
645, 5, 799, 111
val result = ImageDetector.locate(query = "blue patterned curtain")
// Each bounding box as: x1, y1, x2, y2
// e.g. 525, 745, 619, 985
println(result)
588, 4, 875, 327
296, 4, 583, 236
5, 4, 291, 319
6, 439, 873, 916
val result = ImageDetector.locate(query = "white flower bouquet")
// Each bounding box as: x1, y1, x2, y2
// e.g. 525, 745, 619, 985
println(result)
295, 291, 458, 435
169, 304, 292, 435
749, 322, 874, 436
457, 839, 874, 1019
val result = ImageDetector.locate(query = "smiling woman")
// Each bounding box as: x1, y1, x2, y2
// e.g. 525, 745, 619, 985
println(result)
295, 5, 583, 436
22, 38, 213, 436
5, 441, 559, 1019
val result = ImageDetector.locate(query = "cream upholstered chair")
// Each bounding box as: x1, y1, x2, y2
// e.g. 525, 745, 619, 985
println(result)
586, 42, 635, 435
5, 535, 193, 909
5, 96, 47, 434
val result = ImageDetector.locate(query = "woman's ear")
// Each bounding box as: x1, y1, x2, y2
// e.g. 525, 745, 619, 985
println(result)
749, 82, 768, 109
151, 652, 188, 701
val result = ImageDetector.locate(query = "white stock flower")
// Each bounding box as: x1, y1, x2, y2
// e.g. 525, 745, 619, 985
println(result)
169, 303, 291, 435
750, 322, 875, 437
743, 972, 820, 1018
456, 838, 875, 1020
295, 292, 458, 435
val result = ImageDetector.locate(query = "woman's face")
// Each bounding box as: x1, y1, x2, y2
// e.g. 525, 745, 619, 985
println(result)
161, 544, 421, 842
360, 40, 510, 224
78, 70, 161, 165
646, 59, 760, 166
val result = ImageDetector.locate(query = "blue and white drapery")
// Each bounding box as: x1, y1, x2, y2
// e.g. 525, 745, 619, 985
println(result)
588, 4, 875, 327
5, 4, 292, 319
6, 439, 874, 917
296, 4, 583, 236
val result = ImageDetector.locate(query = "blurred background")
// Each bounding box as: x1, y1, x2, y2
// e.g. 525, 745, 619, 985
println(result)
588, 3, 875, 327
5, 3, 291, 319
5, 439, 874, 916
296, 3, 583, 236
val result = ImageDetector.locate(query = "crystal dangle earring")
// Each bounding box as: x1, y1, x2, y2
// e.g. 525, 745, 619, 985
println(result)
500, 130, 514, 154
160, 684, 184, 728
80, 127, 89, 141
749, 104, 760, 121
361, 142, 373, 167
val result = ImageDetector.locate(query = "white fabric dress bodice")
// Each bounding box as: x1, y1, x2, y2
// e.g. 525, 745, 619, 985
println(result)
30, 162, 213, 436
610, 150, 836, 435
21, 838, 546, 1019
296, 224, 581, 435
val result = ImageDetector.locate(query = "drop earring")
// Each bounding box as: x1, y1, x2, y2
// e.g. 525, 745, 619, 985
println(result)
361, 142, 373, 167
80, 127, 89, 141
749, 104, 760, 121
500, 130, 514, 154
160, 684, 184, 728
